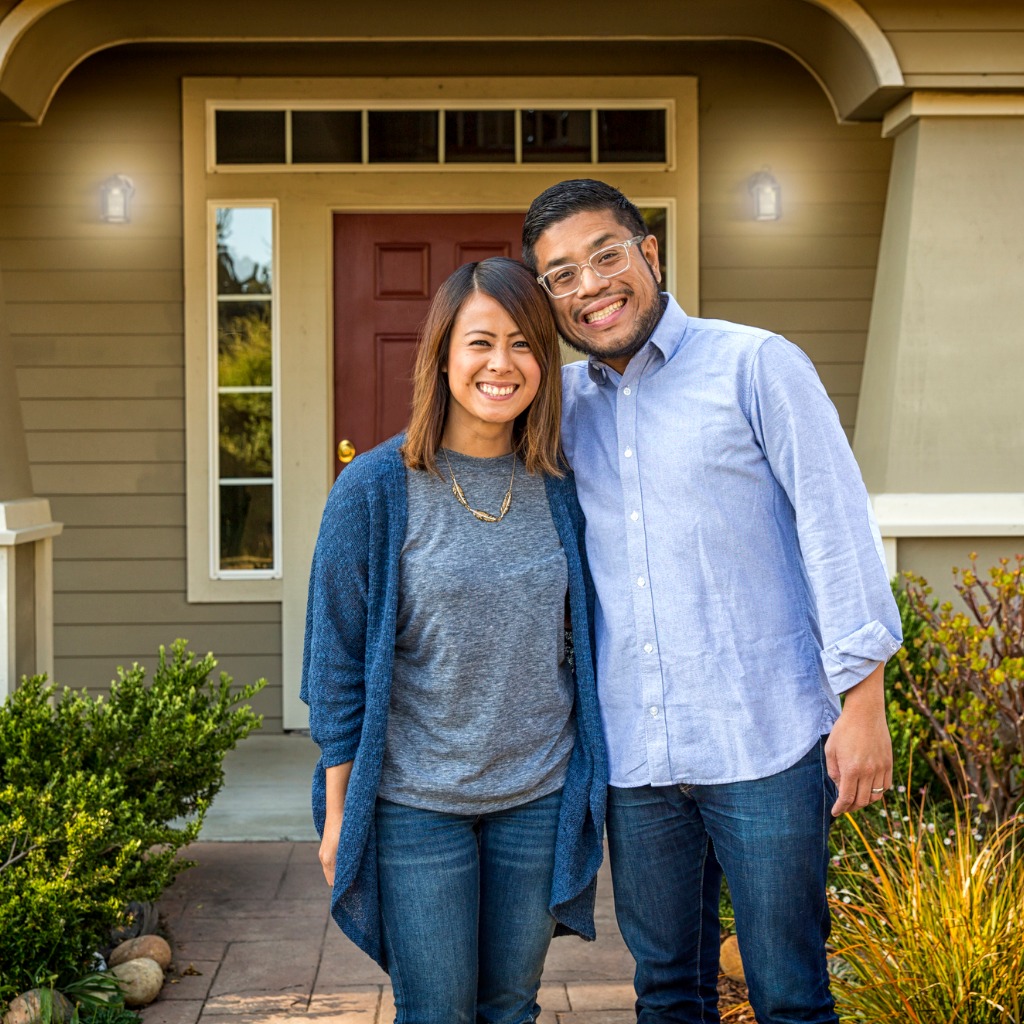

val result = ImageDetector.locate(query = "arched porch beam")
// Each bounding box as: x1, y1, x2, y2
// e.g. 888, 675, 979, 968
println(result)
0, 0, 905, 125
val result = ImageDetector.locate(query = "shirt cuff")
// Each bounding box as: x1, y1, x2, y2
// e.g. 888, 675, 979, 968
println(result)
821, 619, 903, 695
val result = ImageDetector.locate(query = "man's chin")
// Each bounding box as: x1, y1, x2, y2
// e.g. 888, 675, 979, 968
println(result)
559, 330, 648, 364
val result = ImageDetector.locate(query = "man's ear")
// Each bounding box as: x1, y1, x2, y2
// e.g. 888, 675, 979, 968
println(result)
642, 234, 662, 284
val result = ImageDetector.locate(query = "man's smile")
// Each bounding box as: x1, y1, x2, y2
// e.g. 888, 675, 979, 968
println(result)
582, 297, 627, 325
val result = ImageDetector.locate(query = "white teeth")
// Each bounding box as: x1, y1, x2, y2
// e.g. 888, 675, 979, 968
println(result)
479, 382, 516, 397
585, 299, 625, 324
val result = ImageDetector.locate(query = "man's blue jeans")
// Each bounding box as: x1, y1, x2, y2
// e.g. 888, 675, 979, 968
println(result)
607, 739, 839, 1024
375, 789, 562, 1024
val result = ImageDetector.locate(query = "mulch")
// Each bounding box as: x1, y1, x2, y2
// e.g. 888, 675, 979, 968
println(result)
718, 976, 756, 1022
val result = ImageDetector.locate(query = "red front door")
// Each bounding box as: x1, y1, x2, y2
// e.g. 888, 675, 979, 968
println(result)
333, 212, 525, 474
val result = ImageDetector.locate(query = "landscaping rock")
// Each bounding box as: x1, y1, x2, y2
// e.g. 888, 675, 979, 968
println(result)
3, 989, 73, 1024
109, 934, 172, 970
109, 957, 164, 1007
720, 934, 745, 983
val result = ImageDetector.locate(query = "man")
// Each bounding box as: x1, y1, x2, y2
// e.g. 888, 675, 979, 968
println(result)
522, 179, 902, 1024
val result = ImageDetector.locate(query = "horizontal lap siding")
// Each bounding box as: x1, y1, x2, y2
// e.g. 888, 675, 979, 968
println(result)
0, 56, 283, 728
697, 48, 892, 442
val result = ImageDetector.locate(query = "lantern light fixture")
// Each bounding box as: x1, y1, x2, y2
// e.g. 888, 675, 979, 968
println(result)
100, 174, 135, 223
748, 167, 781, 221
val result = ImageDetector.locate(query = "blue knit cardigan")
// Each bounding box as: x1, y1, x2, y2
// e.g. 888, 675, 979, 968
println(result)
300, 435, 607, 969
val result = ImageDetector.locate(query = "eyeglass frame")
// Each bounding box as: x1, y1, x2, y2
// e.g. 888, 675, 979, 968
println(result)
536, 234, 649, 299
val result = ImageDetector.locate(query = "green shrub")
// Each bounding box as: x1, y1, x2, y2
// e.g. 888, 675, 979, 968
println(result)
895, 555, 1024, 823
0, 641, 265, 1002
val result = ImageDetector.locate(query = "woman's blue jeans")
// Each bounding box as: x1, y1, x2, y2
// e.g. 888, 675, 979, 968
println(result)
375, 789, 562, 1024
607, 739, 839, 1024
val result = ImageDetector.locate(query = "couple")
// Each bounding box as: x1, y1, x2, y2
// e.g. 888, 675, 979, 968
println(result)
301, 179, 903, 1024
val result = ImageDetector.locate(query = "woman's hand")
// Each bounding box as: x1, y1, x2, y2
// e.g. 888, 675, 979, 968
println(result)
319, 761, 353, 886
319, 810, 343, 886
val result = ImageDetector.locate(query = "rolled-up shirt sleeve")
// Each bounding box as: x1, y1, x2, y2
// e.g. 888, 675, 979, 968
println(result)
749, 335, 903, 695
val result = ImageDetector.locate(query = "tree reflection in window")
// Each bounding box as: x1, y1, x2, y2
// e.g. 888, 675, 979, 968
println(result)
215, 207, 275, 573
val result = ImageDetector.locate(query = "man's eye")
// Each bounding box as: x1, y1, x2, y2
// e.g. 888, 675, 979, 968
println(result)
552, 268, 577, 284
595, 249, 623, 266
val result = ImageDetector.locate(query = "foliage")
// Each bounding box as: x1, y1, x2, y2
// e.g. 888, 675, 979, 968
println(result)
894, 555, 1024, 823
828, 795, 1024, 1023
0, 641, 265, 1003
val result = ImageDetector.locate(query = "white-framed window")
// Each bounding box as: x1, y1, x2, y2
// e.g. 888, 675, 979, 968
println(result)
206, 100, 674, 172
209, 202, 281, 579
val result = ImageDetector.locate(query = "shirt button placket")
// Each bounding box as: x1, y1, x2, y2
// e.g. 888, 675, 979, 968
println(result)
616, 361, 670, 784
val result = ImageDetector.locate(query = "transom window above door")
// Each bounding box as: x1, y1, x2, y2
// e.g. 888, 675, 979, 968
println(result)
210, 103, 671, 169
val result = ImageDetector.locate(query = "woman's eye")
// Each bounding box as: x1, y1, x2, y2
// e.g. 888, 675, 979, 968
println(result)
513, 340, 531, 349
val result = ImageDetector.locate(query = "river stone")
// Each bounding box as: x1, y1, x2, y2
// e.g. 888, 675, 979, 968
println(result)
109, 934, 172, 970
3, 990, 73, 1024
720, 934, 746, 983
110, 957, 164, 1007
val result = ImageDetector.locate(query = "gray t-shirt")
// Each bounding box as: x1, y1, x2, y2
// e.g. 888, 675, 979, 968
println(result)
378, 450, 576, 814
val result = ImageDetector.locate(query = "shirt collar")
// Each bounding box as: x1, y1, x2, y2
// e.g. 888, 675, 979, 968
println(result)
586, 293, 689, 386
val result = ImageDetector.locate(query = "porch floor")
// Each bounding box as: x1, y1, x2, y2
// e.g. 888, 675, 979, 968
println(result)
143, 734, 640, 1023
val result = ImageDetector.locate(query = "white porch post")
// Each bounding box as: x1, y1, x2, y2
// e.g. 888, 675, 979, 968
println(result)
0, 268, 62, 696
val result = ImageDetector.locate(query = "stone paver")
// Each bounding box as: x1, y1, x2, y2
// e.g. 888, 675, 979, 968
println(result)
146, 840, 719, 1024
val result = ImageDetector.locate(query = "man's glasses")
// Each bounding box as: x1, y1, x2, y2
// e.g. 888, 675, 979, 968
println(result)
537, 235, 647, 298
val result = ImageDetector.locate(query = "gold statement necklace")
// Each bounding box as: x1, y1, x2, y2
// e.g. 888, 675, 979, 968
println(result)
441, 448, 516, 523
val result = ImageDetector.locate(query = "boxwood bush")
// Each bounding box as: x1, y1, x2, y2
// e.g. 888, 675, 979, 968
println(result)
0, 641, 265, 1003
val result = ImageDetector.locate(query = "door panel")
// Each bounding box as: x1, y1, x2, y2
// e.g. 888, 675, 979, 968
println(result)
333, 213, 525, 474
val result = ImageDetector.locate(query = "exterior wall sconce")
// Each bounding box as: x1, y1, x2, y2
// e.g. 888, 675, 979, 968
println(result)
748, 167, 781, 221
101, 174, 135, 223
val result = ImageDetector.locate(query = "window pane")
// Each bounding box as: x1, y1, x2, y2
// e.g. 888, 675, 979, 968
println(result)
215, 110, 286, 164
598, 109, 666, 162
216, 207, 273, 295
292, 110, 362, 163
444, 110, 515, 163
521, 109, 591, 163
218, 300, 272, 387
219, 393, 272, 479
639, 206, 668, 286
220, 483, 274, 571
368, 111, 438, 163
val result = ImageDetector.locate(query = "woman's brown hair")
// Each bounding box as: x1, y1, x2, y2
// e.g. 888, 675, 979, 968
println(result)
401, 256, 564, 477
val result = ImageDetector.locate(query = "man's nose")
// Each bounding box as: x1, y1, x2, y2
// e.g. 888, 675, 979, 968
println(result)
575, 263, 609, 298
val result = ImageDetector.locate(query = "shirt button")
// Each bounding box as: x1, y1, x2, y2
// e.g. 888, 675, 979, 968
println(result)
630, 511, 639, 522
644, 643, 653, 653
636, 577, 646, 588
624, 447, 633, 458
649, 706, 659, 717
623, 386, 632, 395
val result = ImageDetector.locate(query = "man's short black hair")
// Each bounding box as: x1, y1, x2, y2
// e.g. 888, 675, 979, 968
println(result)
522, 178, 649, 272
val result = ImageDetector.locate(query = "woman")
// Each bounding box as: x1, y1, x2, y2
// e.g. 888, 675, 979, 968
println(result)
300, 257, 606, 1024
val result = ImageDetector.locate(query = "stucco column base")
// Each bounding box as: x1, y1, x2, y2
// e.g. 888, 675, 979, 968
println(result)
855, 100, 1024, 584
0, 498, 63, 696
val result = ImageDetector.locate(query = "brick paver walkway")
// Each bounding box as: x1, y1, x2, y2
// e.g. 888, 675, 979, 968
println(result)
142, 842, 639, 1024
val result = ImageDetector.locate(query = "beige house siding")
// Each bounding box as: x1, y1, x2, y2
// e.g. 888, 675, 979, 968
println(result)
0, 52, 283, 725
696, 46, 892, 440
2, 40, 894, 727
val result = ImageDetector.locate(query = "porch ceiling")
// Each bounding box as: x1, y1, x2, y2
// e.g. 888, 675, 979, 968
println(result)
0, 0, 906, 125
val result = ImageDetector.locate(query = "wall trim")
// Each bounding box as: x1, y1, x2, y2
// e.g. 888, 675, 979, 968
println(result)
883, 92, 1024, 138
871, 493, 1024, 537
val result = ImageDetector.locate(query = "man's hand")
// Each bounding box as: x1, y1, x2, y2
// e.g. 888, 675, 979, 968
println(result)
824, 664, 892, 817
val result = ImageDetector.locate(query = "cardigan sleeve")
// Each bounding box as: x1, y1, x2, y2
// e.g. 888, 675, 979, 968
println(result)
300, 474, 372, 767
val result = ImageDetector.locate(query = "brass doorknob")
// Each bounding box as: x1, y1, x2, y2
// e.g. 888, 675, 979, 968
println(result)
337, 439, 356, 464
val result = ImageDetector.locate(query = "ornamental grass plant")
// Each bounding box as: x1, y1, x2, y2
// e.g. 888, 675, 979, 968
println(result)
828, 795, 1024, 1023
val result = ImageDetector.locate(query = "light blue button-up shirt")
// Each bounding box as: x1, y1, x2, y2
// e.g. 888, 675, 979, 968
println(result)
562, 295, 902, 787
